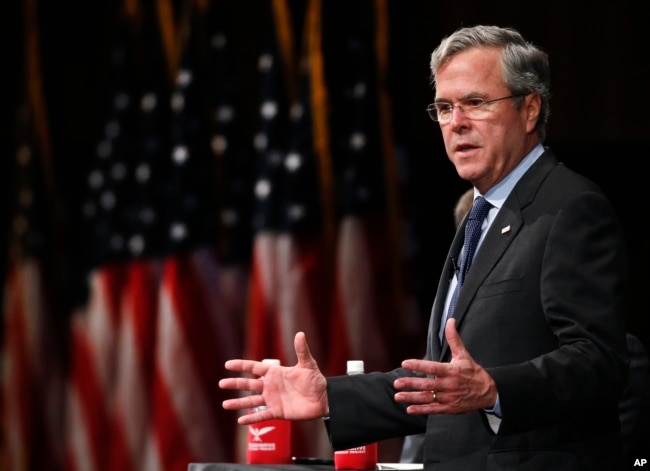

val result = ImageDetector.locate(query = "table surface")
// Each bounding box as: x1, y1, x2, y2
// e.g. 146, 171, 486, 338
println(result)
187, 463, 423, 471
187, 464, 335, 471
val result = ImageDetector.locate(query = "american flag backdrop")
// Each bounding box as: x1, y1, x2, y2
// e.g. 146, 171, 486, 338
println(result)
325, 0, 399, 376
144, 1, 249, 469
241, 0, 413, 461
64, 6, 168, 470
1, 103, 67, 471
2, 0, 420, 467
325, 1, 418, 459
1, 0, 67, 468
245, 0, 329, 372
242, 0, 335, 460
244, 0, 409, 381
65, 2, 248, 470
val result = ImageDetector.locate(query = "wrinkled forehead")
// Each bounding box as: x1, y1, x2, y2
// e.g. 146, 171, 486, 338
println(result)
434, 47, 506, 100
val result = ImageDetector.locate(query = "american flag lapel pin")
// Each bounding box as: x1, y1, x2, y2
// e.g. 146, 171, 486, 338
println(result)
501, 225, 511, 234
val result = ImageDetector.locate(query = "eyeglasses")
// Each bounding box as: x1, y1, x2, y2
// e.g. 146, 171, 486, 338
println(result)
426, 94, 526, 124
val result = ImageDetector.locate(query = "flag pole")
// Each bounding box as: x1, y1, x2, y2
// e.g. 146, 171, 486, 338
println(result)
122, 0, 139, 22
156, 0, 181, 84
305, 0, 336, 265
23, 0, 56, 236
375, 0, 406, 331
272, 0, 299, 106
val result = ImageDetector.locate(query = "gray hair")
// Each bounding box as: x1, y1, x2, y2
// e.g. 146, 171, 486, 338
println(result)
430, 25, 551, 142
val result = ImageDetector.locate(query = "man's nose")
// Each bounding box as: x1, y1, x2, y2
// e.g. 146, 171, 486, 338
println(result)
449, 105, 470, 128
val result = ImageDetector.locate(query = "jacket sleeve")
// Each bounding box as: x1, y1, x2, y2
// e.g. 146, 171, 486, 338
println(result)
326, 368, 427, 450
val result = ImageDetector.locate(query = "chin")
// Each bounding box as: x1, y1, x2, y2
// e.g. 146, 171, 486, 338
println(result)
455, 167, 474, 181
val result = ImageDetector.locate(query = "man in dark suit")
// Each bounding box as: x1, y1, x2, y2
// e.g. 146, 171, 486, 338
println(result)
220, 25, 629, 470
399, 192, 650, 467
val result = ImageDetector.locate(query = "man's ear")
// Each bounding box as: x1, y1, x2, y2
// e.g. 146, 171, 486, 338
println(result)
525, 93, 541, 133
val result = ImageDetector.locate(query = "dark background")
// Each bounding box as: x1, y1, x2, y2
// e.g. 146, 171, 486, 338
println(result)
1, 1, 648, 351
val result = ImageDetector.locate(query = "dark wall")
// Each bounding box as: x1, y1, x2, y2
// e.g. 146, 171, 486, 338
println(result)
2, 1, 648, 350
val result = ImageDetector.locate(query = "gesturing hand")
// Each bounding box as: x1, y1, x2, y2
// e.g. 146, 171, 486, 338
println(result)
219, 332, 329, 425
393, 318, 498, 414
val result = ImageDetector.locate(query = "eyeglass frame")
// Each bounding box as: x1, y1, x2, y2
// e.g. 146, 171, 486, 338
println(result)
426, 94, 527, 124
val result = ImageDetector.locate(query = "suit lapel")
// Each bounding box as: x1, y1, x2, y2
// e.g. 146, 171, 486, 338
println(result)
438, 150, 559, 358
429, 234, 464, 359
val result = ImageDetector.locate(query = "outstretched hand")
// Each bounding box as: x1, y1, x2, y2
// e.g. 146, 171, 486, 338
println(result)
393, 318, 498, 414
219, 332, 329, 425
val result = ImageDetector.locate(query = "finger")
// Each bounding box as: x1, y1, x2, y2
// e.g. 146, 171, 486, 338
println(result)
392, 376, 436, 392
394, 390, 437, 404
222, 392, 265, 411
294, 331, 317, 368
444, 318, 468, 359
218, 377, 264, 393
237, 407, 276, 425
405, 403, 446, 415
224, 359, 270, 378
399, 358, 442, 378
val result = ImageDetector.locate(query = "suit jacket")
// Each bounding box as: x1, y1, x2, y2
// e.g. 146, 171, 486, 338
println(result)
326, 149, 629, 471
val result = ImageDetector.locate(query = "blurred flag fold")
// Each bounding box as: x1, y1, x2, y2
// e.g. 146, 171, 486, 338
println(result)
2, 1, 417, 467
2, 100, 67, 471
66, 3, 249, 471
1, 0, 67, 467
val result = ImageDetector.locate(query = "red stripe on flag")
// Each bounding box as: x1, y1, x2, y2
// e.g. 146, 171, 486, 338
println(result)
2, 258, 67, 471
245, 234, 329, 365
2, 259, 35, 470
328, 215, 393, 375
108, 259, 161, 471
64, 264, 126, 471
147, 248, 243, 470
244, 234, 277, 363
274, 235, 329, 366
243, 233, 333, 459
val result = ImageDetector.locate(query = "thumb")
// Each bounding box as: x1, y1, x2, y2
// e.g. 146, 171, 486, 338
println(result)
444, 318, 470, 360
294, 331, 318, 369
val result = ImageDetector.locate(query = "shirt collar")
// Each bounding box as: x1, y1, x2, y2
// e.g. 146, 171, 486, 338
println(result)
477, 143, 545, 210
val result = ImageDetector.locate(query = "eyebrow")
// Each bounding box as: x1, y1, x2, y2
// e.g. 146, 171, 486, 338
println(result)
434, 91, 485, 103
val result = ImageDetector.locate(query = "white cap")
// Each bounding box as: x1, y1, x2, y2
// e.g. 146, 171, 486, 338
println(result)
346, 360, 365, 374
262, 358, 281, 366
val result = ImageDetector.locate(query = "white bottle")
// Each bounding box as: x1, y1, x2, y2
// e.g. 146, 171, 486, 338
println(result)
334, 360, 378, 470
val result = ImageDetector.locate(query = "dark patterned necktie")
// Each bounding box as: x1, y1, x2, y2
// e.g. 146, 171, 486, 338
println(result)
440, 196, 492, 342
